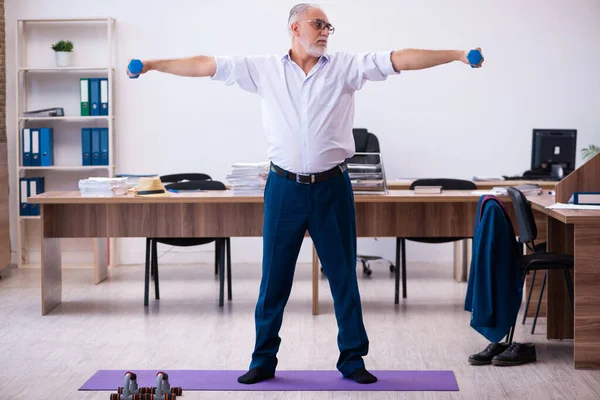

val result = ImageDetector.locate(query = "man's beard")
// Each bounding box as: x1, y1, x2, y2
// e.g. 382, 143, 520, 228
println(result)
299, 35, 327, 57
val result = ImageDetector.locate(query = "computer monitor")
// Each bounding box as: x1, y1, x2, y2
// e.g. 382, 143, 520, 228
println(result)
531, 129, 577, 177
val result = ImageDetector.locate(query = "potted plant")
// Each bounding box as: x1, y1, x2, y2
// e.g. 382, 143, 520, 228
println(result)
51, 40, 74, 67
582, 144, 599, 161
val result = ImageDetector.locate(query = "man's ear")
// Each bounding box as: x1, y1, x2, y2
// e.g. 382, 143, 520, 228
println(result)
291, 22, 300, 37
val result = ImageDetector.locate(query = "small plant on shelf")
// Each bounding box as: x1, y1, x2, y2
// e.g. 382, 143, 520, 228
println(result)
51, 40, 74, 67
581, 144, 599, 162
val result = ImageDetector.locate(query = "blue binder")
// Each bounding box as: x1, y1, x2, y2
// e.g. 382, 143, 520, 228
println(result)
569, 192, 600, 206
40, 127, 54, 166
30, 128, 41, 166
90, 78, 101, 116
22, 128, 31, 166
81, 128, 91, 165
28, 177, 45, 216
91, 128, 101, 165
19, 178, 29, 216
100, 128, 109, 165
100, 78, 109, 116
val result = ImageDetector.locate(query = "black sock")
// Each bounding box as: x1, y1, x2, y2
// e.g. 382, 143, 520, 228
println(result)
346, 367, 377, 384
237, 367, 275, 384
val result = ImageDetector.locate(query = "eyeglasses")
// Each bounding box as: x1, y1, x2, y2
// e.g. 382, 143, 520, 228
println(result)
302, 19, 335, 34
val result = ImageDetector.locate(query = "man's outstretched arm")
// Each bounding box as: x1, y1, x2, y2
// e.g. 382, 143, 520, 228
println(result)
390, 48, 483, 71
127, 56, 217, 78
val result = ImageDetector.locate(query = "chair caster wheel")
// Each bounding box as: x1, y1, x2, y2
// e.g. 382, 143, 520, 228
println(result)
364, 268, 372, 276
389, 264, 395, 272
172, 387, 183, 396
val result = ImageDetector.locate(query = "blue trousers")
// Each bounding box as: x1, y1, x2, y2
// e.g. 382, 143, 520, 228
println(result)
249, 168, 369, 376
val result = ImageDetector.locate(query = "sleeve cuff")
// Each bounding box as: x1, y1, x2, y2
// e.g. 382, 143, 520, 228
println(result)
210, 56, 230, 82
377, 50, 400, 76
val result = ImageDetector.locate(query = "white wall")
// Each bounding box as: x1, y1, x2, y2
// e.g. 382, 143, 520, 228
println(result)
5, 0, 600, 267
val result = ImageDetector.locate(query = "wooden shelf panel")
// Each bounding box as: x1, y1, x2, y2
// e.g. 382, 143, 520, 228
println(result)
19, 166, 111, 171
18, 67, 113, 72
20, 116, 113, 122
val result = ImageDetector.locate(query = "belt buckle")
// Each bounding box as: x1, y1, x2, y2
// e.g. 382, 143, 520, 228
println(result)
296, 173, 315, 184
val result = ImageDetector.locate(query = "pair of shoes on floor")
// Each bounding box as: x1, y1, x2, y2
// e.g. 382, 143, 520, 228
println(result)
468, 342, 537, 366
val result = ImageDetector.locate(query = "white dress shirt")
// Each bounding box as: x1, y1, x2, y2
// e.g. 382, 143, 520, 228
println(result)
211, 50, 400, 174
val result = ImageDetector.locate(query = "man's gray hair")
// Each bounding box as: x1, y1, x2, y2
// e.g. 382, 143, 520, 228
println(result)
287, 3, 321, 33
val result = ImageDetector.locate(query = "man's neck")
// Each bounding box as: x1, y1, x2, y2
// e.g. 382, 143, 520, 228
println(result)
289, 46, 320, 75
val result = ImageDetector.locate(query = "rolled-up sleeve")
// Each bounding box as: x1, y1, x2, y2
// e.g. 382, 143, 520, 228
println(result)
345, 50, 400, 91
210, 55, 265, 94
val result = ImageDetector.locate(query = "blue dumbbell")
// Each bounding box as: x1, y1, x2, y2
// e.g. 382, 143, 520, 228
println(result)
128, 59, 144, 79
467, 49, 482, 68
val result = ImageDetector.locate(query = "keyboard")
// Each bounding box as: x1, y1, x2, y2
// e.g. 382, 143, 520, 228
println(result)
502, 175, 561, 181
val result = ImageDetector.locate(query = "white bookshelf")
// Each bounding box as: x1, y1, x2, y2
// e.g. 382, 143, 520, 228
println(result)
15, 17, 116, 268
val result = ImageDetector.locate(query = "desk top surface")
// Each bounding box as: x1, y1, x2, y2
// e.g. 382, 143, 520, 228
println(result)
31, 190, 506, 204
529, 196, 600, 224
387, 179, 559, 190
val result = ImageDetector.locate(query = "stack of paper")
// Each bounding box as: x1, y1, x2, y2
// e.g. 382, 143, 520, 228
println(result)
114, 174, 158, 189
492, 184, 543, 196
78, 177, 129, 197
226, 162, 269, 195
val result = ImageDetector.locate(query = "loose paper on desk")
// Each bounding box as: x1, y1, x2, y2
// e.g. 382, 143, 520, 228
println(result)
548, 203, 600, 210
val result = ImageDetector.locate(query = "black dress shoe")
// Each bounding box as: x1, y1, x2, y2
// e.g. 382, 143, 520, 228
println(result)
492, 342, 537, 366
468, 342, 510, 365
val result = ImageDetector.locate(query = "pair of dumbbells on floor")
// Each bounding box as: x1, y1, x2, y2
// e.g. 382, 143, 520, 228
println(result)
110, 371, 182, 400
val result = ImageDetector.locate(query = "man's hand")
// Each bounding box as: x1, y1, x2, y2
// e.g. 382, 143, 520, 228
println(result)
460, 48, 484, 68
126, 59, 149, 78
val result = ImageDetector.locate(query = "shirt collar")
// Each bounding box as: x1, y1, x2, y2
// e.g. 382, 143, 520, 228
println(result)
281, 49, 330, 63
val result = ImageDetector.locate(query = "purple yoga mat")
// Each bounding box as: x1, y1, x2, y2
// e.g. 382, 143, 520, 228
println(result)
80, 370, 459, 391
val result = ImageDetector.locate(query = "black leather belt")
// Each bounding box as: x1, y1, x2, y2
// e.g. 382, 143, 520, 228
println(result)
270, 162, 347, 184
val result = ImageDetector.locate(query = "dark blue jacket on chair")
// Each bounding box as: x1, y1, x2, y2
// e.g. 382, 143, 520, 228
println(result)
464, 195, 523, 343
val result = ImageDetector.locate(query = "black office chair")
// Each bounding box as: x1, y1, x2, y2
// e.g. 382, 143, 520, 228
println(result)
506, 187, 574, 335
347, 128, 396, 276
394, 178, 477, 303
144, 175, 232, 308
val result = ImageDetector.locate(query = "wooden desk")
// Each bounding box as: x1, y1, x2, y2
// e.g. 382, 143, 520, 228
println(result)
31, 190, 504, 316
388, 179, 558, 191
529, 196, 600, 369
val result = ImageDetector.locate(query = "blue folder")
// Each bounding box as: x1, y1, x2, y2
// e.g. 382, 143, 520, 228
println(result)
90, 78, 101, 116
100, 78, 109, 116
100, 128, 109, 165
40, 127, 54, 166
30, 128, 41, 166
19, 177, 29, 216
568, 192, 600, 206
82, 128, 91, 166
91, 128, 100, 165
22, 128, 31, 166
28, 177, 45, 216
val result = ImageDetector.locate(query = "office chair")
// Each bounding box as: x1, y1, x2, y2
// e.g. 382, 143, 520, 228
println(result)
144, 176, 232, 308
505, 187, 574, 335
347, 128, 396, 276
394, 178, 477, 303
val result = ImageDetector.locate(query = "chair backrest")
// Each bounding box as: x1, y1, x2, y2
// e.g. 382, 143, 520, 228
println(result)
164, 180, 226, 191
348, 128, 381, 165
506, 187, 537, 245
353, 128, 381, 152
160, 173, 212, 183
409, 178, 477, 190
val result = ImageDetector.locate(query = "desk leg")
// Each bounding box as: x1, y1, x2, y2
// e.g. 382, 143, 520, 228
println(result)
453, 239, 471, 282
41, 237, 61, 315
546, 217, 574, 340
312, 243, 319, 315
573, 222, 600, 369
94, 238, 109, 284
